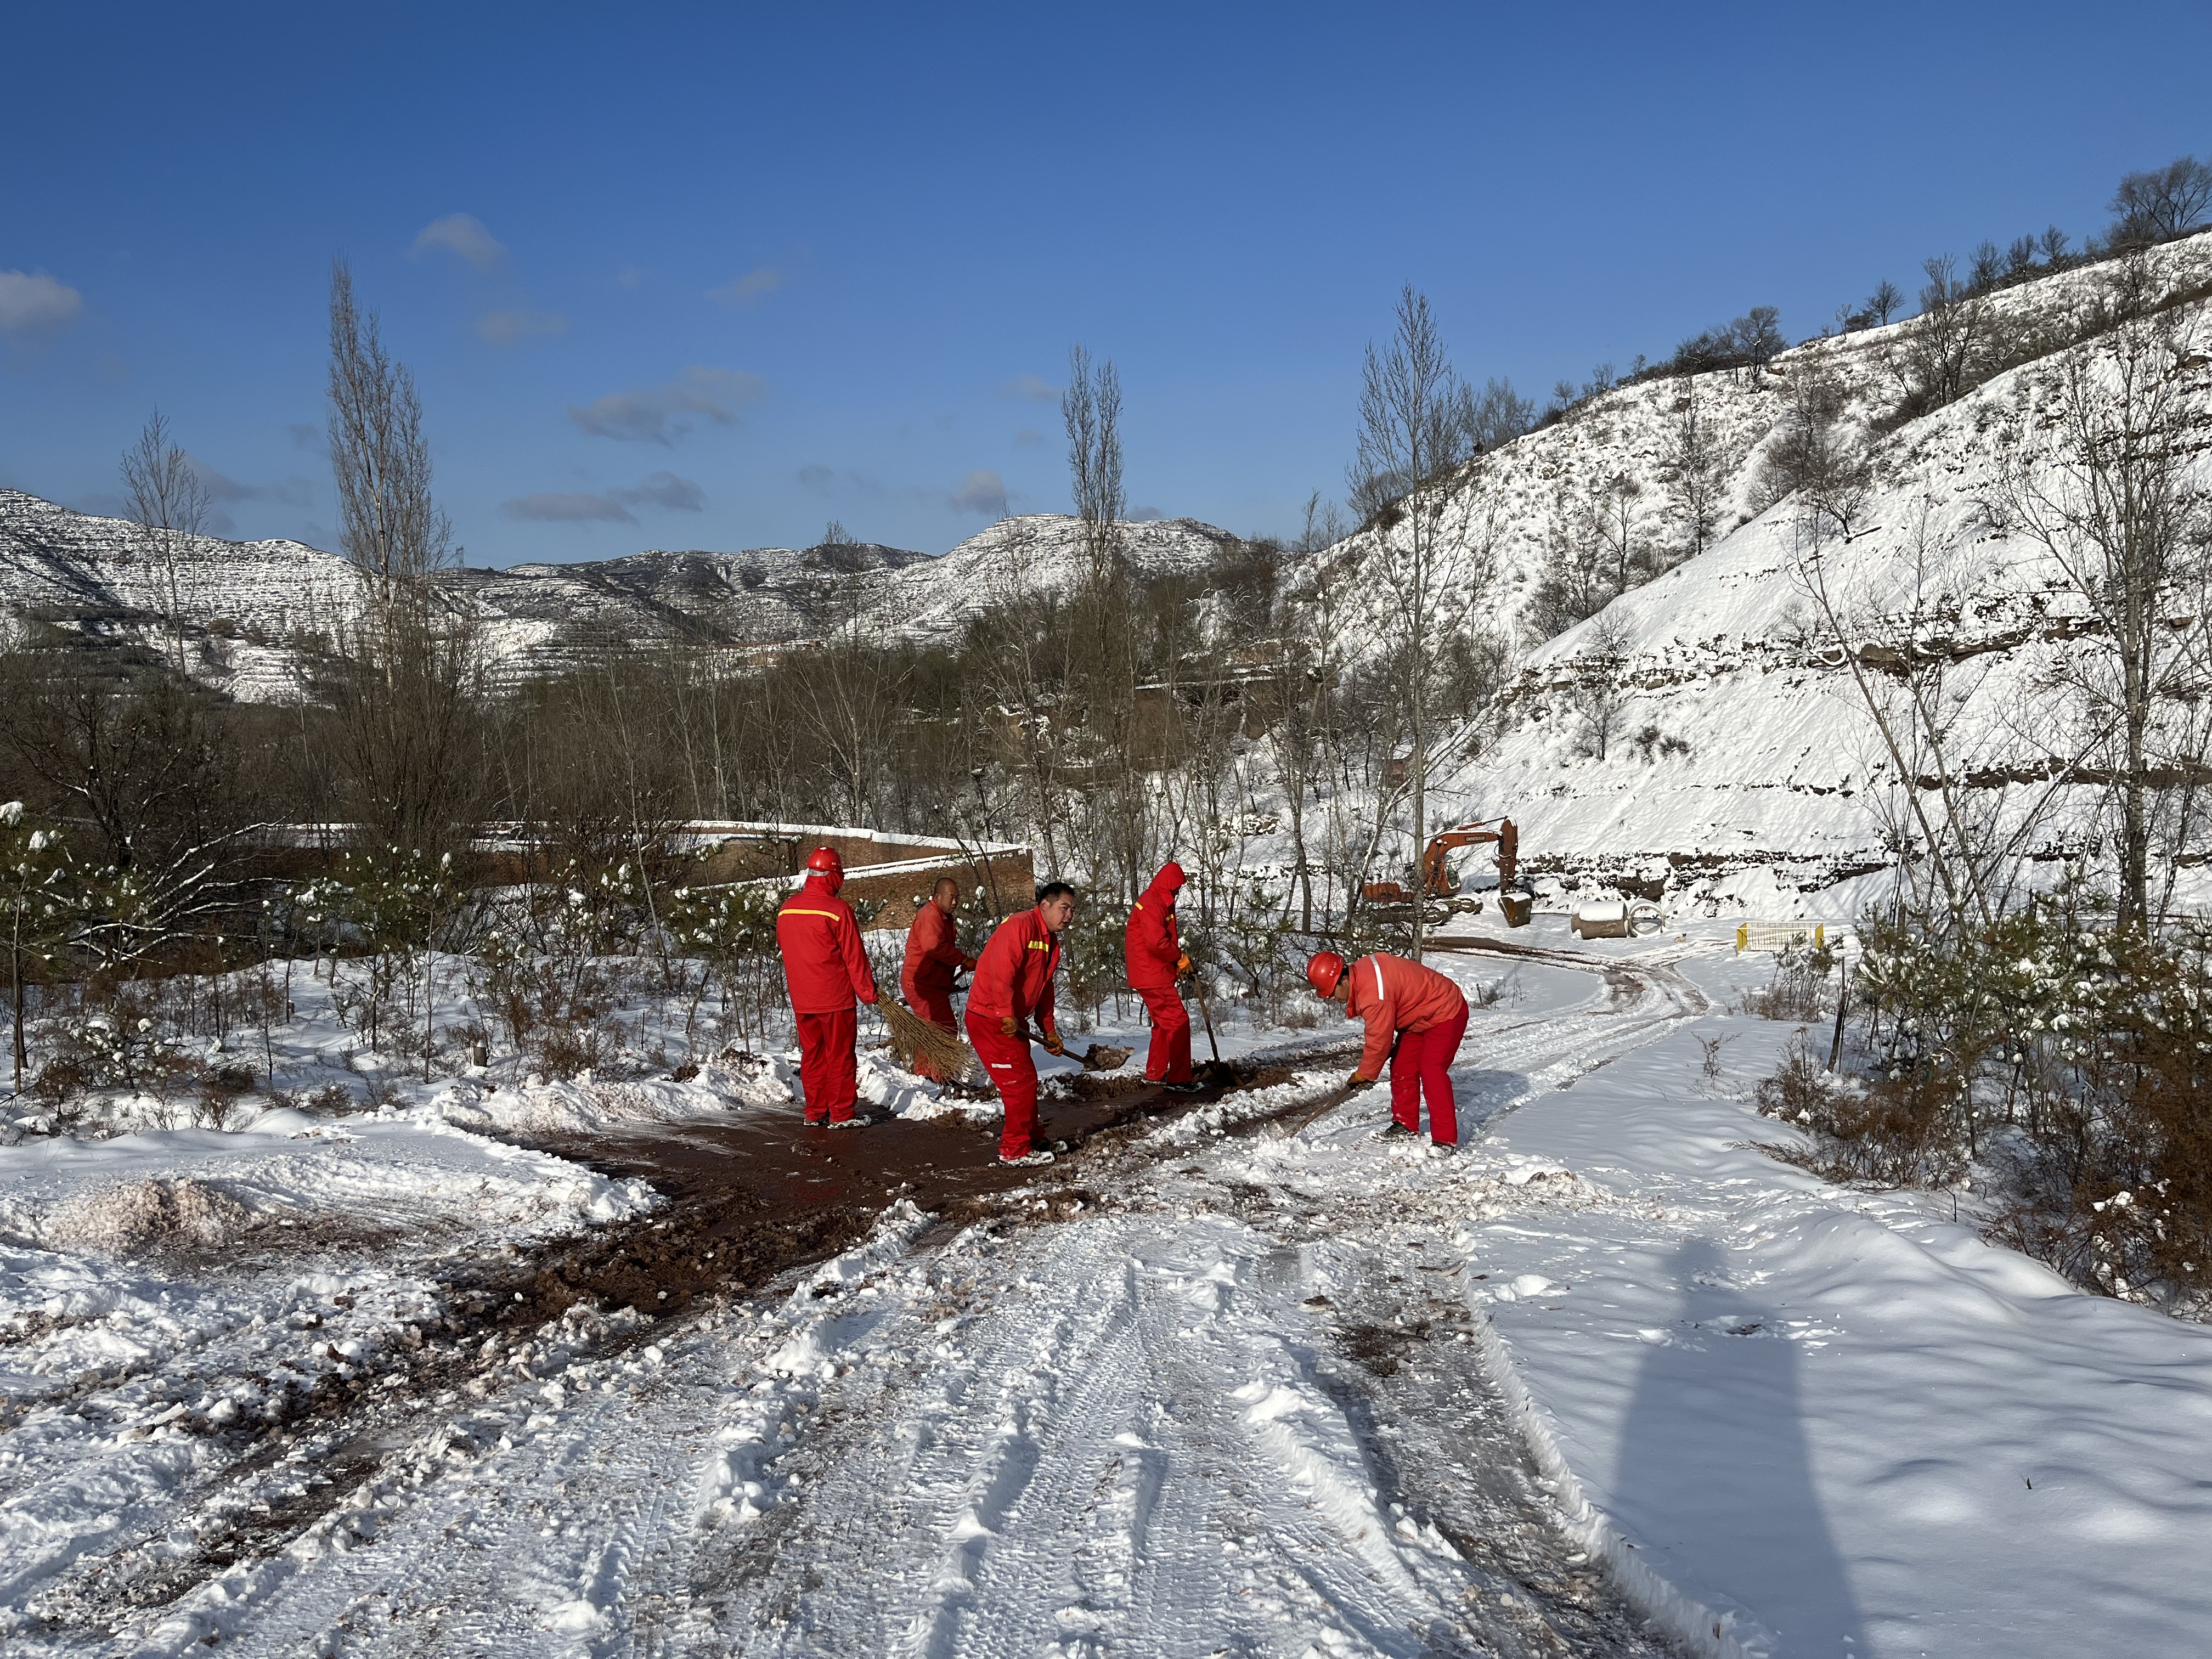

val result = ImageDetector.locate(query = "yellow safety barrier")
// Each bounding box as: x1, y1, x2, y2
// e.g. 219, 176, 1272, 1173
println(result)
1735, 921, 1830, 955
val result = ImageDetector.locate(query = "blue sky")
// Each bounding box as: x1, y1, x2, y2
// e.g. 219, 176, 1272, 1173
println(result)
3, 2, 2208, 565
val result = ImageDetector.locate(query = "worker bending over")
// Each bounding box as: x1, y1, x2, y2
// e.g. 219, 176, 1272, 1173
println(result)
776, 847, 879, 1128
967, 882, 1077, 1166
901, 876, 974, 1081
1306, 949, 1468, 1148
1125, 860, 1203, 1092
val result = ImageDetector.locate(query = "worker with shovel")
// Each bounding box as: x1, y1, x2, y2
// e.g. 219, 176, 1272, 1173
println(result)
776, 847, 881, 1129
966, 882, 1077, 1167
901, 876, 974, 1081
1306, 949, 1466, 1149
1125, 860, 1204, 1093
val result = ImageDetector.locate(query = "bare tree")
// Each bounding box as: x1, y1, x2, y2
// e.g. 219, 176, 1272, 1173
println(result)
2108, 156, 2212, 246
1888, 255, 1999, 415
1351, 286, 1469, 960
1756, 364, 1872, 539
1867, 280, 1904, 326
120, 410, 210, 677
1983, 258, 2212, 930
1458, 377, 1536, 453
1573, 610, 1634, 761
1595, 472, 1642, 591
1063, 346, 1125, 587
1661, 373, 1725, 563
325, 259, 481, 855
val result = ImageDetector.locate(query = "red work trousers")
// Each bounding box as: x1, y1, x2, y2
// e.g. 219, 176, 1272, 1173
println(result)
908, 985, 958, 1082
794, 1007, 859, 1124
1389, 1006, 1467, 1145
966, 1009, 1039, 1160
1138, 984, 1193, 1084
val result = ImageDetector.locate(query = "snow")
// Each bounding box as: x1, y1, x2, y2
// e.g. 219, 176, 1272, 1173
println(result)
1424, 925, 2212, 1657
5, 924, 2212, 1652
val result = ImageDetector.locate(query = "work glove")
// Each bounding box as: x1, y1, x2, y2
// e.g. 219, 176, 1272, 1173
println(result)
1345, 1071, 1374, 1093
998, 1015, 1019, 1037
1176, 952, 1193, 977
1042, 1032, 1066, 1057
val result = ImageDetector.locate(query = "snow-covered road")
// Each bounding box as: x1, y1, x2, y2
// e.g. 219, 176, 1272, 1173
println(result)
1, 933, 1707, 1658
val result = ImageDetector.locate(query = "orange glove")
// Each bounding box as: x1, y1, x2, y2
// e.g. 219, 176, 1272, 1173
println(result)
998, 1015, 1019, 1037
1042, 1030, 1066, 1056
1176, 953, 1192, 976
1346, 1071, 1374, 1092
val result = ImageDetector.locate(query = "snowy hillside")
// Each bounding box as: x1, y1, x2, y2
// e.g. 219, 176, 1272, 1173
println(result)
1302, 233, 2212, 911
0, 493, 1239, 696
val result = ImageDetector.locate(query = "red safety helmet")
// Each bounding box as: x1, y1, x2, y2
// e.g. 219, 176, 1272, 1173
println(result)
804, 845, 844, 892
1306, 950, 1347, 998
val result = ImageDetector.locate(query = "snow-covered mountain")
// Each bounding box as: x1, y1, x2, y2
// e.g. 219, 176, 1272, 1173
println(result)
1295, 231, 2212, 913
0, 493, 1240, 696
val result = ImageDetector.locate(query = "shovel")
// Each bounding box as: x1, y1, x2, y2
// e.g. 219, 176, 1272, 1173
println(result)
1265, 1032, 1398, 1141
1187, 966, 1224, 1066
1267, 1079, 1371, 1141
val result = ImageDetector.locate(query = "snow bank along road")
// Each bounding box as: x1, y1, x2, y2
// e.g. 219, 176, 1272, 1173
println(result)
0, 935, 1753, 1657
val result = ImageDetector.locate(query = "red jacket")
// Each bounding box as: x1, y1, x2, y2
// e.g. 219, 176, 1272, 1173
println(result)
776, 874, 878, 1014
1125, 861, 1186, 991
968, 905, 1060, 1035
901, 901, 969, 1005
1344, 952, 1467, 1077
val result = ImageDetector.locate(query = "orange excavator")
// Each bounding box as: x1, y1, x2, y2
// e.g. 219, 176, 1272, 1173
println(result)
1363, 817, 1526, 923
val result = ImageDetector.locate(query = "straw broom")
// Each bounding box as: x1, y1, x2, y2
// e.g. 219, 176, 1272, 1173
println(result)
879, 998, 982, 1086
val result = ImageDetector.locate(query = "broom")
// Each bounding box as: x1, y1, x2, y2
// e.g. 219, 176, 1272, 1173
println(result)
879, 998, 981, 1086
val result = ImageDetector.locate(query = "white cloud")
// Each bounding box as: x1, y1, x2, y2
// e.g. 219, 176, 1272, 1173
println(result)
999, 374, 1059, 403
1013, 427, 1045, 446
0, 270, 85, 336
706, 266, 783, 308
477, 308, 569, 347
188, 456, 314, 507
610, 471, 706, 511
567, 366, 765, 445
613, 264, 651, 290
951, 469, 1009, 516
502, 492, 636, 523
411, 213, 506, 271
504, 472, 706, 523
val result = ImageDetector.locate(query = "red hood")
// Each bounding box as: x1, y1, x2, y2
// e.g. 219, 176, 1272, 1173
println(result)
1141, 862, 1186, 906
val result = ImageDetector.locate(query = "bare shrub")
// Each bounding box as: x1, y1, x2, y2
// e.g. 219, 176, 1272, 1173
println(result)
1754, 1034, 1967, 1187
1737, 944, 1833, 1020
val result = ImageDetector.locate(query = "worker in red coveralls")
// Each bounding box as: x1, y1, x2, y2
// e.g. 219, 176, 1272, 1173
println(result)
966, 882, 1077, 1167
900, 875, 974, 1081
1306, 949, 1468, 1149
776, 847, 880, 1128
1125, 861, 1204, 1093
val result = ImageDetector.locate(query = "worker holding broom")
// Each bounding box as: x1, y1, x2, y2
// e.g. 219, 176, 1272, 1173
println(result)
1306, 949, 1466, 1149
776, 847, 879, 1128
1125, 861, 1204, 1093
900, 876, 974, 1081
966, 882, 1077, 1167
